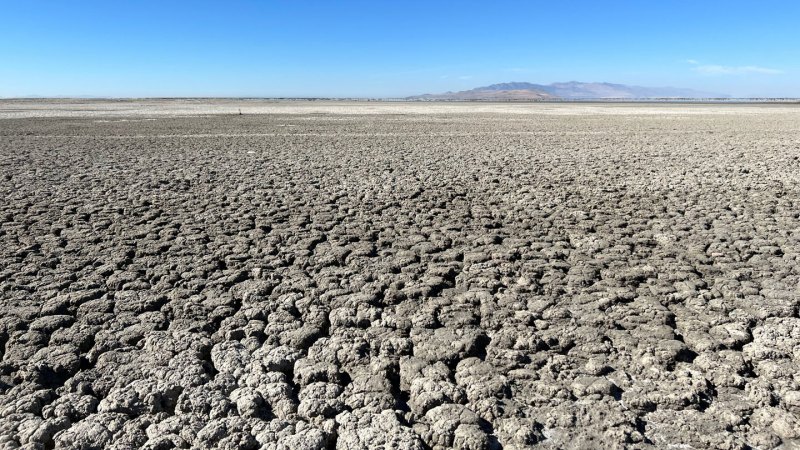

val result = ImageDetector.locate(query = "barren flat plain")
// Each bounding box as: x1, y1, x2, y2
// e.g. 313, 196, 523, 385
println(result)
1, 100, 799, 449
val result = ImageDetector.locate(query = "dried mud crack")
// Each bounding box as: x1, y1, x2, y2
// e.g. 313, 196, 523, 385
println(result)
1, 101, 799, 449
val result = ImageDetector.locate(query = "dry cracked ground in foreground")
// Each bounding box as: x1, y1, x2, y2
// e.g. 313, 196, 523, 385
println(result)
1, 101, 799, 450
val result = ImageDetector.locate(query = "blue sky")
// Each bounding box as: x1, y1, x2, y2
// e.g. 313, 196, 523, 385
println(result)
1, 1, 798, 97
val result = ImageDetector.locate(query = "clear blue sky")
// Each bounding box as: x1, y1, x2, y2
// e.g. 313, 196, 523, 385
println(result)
1, 1, 798, 98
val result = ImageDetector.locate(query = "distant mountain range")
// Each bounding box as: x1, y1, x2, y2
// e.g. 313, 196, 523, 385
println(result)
409, 81, 729, 100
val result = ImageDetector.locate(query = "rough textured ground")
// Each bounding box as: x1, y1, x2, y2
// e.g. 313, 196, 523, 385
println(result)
1, 101, 799, 449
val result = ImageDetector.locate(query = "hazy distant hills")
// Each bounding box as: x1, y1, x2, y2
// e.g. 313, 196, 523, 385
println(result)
411, 88, 555, 101
410, 81, 729, 100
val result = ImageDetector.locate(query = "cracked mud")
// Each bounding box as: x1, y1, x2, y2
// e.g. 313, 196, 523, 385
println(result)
1, 101, 799, 449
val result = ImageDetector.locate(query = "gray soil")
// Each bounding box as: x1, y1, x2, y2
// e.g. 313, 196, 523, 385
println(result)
1, 100, 799, 449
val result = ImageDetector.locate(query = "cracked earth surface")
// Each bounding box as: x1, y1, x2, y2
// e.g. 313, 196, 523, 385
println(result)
1, 101, 799, 449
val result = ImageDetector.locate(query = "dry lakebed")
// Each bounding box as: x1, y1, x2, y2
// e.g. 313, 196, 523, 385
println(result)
0, 100, 799, 449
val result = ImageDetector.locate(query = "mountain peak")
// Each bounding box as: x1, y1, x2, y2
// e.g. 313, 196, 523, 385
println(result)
410, 81, 728, 100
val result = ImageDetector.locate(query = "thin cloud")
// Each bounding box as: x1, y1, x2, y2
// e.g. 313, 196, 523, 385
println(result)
687, 60, 783, 75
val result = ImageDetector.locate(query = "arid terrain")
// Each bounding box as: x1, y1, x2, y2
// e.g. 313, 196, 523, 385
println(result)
1, 100, 799, 449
